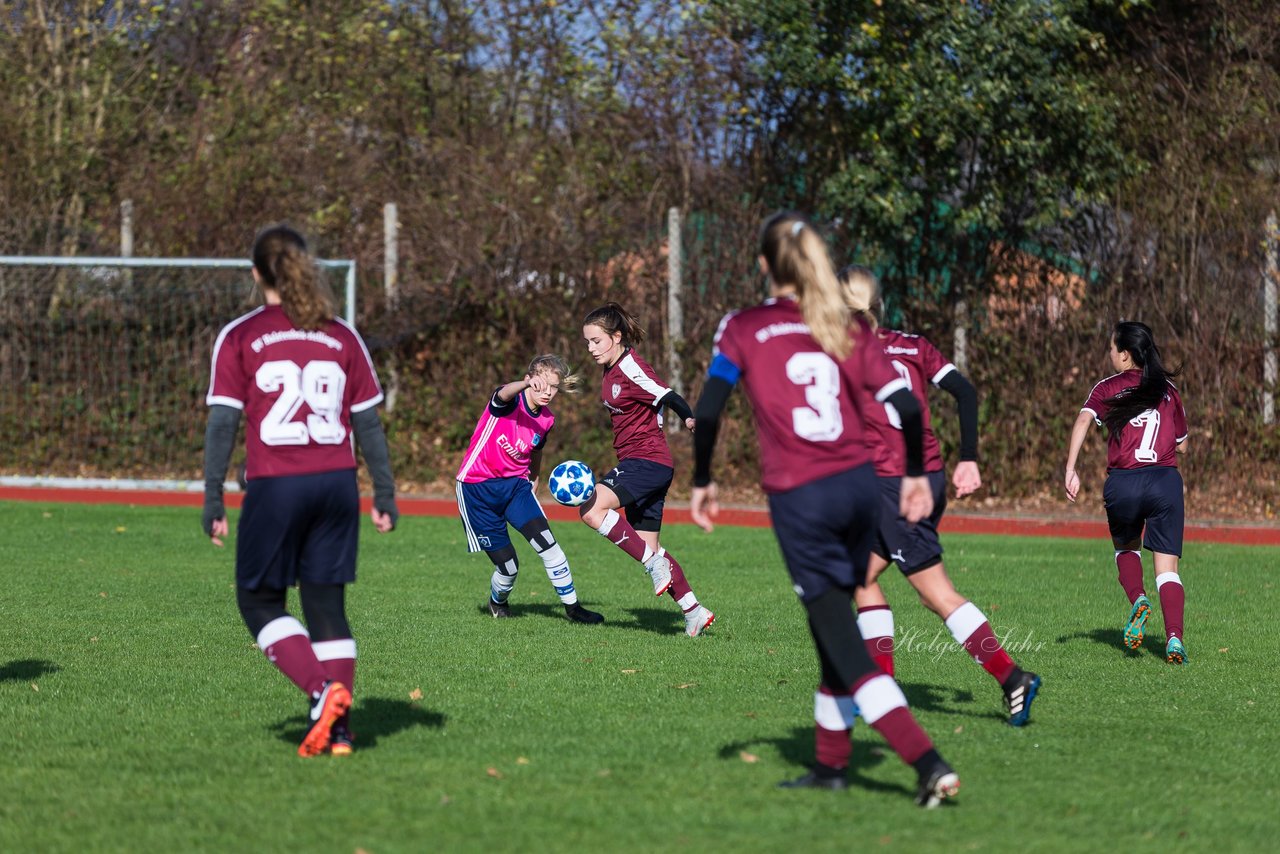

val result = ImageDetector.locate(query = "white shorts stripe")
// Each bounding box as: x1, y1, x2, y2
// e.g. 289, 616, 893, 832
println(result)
944, 601, 987, 644
257, 616, 309, 651
312, 638, 357, 661
814, 691, 858, 730
456, 481, 482, 553
852, 674, 906, 725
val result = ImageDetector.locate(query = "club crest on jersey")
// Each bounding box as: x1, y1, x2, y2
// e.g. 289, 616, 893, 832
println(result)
531, 433, 543, 448
611, 383, 622, 399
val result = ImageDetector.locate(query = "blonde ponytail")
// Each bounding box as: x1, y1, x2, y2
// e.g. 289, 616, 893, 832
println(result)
759, 212, 852, 360
837, 265, 881, 329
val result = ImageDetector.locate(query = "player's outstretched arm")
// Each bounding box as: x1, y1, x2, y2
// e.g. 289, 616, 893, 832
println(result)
202, 404, 241, 547
352, 408, 398, 532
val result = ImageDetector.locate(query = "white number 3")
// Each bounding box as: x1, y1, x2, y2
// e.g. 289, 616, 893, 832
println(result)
255, 360, 348, 446
787, 352, 844, 442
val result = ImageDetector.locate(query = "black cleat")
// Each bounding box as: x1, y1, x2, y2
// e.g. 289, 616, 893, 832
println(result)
565, 602, 604, 624
1003, 670, 1041, 727
487, 599, 513, 618
778, 768, 848, 791
914, 759, 960, 808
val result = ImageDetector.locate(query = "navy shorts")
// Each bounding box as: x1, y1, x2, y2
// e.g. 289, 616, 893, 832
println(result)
456, 477, 546, 553
236, 468, 360, 591
599, 458, 673, 533
1103, 466, 1184, 556
767, 464, 879, 603
872, 471, 948, 575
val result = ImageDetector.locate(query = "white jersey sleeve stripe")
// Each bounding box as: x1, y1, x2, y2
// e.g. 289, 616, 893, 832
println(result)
874, 377, 910, 403
350, 392, 385, 413
205, 307, 264, 407
619, 352, 670, 404
930, 363, 957, 385
207, 395, 245, 410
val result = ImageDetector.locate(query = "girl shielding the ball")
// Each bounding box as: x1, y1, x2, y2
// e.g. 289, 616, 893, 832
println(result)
840, 266, 1040, 726
202, 224, 398, 758
1064, 321, 1189, 664
577, 302, 715, 638
691, 212, 959, 806
455, 354, 604, 624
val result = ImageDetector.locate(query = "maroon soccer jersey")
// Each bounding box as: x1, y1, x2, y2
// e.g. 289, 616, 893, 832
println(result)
861, 329, 954, 477
599, 349, 675, 467
207, 305, 384, 480
711, 298, 908, 493
1082, 370, 1188, 469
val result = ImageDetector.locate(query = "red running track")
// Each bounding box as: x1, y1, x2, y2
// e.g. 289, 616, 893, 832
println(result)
3, 485, 1278, 546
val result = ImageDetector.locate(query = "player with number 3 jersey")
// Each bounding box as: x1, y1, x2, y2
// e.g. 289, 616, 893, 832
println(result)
203, 224, 398, 757
1064, 320, 1189, 664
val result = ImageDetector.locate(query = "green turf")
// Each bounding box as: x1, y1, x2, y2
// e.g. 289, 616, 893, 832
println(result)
2, 499, 1277, 852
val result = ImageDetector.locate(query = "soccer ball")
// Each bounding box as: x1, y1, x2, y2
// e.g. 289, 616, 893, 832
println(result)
548, 460, 595, 507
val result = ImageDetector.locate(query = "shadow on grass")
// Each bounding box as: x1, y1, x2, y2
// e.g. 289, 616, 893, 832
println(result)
272, 696, 447, 751
472, 600, 685, 636
0, 659, 60, 682
718, 726, 911, 796
1056, 626, 1164, 660
896, 681, 1006, 723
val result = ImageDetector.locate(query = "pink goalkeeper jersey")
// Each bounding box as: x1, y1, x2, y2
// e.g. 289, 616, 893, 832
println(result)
1082, 370, 1188, 470
711, 298, 908, 493
206, 305, 384, 480
862, 329, 955, 477
456, 388, 555, 483
599, 349, 675, 467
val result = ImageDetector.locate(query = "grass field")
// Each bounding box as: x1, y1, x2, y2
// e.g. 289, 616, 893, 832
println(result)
2, 499, 1277, 853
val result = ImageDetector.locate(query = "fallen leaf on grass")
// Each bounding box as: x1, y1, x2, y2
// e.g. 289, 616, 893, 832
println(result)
954, 725, 964, 734
409, 688, 423, 701
98, 592, 108, 598
739, 751, 758, 763
114, 527, 126, 533
487, 767, 503, 778
31, 683, 39, 692
1219, 647, 1229, 653
621, 669, 639, 674
516, 757, 530, 765
440, 795, 452, 805
675, 683, 697, 689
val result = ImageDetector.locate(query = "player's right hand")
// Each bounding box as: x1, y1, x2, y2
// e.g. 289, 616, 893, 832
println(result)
1064, 469, 1080, 502
208, 516, 228, 547
690, 482, 719, 533
900, 476, 934, 524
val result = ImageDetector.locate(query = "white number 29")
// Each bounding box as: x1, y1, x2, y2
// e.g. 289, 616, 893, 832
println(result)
255, 359, 348, 446
787, 352, 843, 442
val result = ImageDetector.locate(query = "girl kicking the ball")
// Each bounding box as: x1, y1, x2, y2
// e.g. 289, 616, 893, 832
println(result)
456, 354, 604, 624
1064, 321, 1189, 663
578, 302, 714, 637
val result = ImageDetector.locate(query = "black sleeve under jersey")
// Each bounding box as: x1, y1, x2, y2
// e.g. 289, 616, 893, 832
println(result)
884, 387, 925, 477
352, 407, 399, 529
692, 377, 734, 487
657, 389, 694, 422
937, 370, 979, 461
202, 404, 241, 534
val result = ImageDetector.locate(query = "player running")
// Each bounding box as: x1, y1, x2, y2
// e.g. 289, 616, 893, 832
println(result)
840, 266, 1041, 726
202, 224, 397, 757
1064, 320, 1189, 664
455, 355, 603, 624
577, 302, 714, 638
691, 213, 959, 807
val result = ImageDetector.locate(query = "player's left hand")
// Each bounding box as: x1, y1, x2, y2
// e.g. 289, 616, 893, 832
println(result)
900, 476, 934, 524
952, 461, 981, 497
372, 500, 398, 533
690, 482, 719, 533
209, 516, 228, 547
684, 417, 696, 432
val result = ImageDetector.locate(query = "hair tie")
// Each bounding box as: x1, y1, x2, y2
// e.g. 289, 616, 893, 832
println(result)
791, 221, 804, 237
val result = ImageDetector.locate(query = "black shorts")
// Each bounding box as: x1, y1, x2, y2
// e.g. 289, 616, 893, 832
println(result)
767, 464, 879, 603
236, 468, 361, 590
872, 471, 947, 575
1103, 466, 1184, 557
600, 458, 673, 533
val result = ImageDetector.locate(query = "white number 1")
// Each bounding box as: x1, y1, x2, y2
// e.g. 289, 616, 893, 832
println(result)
255, 359, 348, 446
1130, 409, 1160, 463
786, 352, 843, 442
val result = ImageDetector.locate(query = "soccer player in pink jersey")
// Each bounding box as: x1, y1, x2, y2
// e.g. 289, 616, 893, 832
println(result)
578, 302, 714, 637
840, 266, 1040, 726
456, 354, 603, 624
1064, 321, 1189, 664
202, 224, 398, 757
690, 213, 959, 807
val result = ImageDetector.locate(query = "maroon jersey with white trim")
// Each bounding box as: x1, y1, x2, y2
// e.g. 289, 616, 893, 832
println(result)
862, 329, 954, 476
1082, 370, 1188, 469
712, 298, 907, 493
599, 349, 674, 467
207, 305, 384, 480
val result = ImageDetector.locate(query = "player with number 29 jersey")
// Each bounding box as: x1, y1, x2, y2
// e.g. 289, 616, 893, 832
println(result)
1082, 370, 1187, 470
709, 301, 907, 493
207, 305, 384, 480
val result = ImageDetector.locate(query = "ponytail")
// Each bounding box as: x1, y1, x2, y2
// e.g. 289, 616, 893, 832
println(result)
252, 224, 336, 331
837, 265, 882, 329
1102, 321, 1180, 435
582, 302, 646, 347
759, 212, 851, 360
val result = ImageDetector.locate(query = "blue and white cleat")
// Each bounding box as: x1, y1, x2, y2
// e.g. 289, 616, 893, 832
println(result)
1123, 595, 1151, 650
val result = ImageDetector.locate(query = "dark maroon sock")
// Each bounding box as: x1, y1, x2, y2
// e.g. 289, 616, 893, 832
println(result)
1115, 550, 1146, 604
664, 551, 697, 612
595, 510, 648, 563
1156, 574, 1185, 639
263, 633, 327, 697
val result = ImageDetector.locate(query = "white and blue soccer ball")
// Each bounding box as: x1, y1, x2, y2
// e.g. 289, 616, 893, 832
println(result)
548, 460, 595, 507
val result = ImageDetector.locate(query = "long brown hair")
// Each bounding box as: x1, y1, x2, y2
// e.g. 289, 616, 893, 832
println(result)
759, 212, 851, 360
252, 224, 336, 331
582, 302, 646, 346
1102, 321, 1181, 435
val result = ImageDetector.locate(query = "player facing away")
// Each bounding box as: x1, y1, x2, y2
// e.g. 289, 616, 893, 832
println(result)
691, 213, 959, 807
202, 224, 398, 757
1064, 321, 1189, 664
455, 355, 604, 624
577, 302, 715, 638
840, 266, 1041, 726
